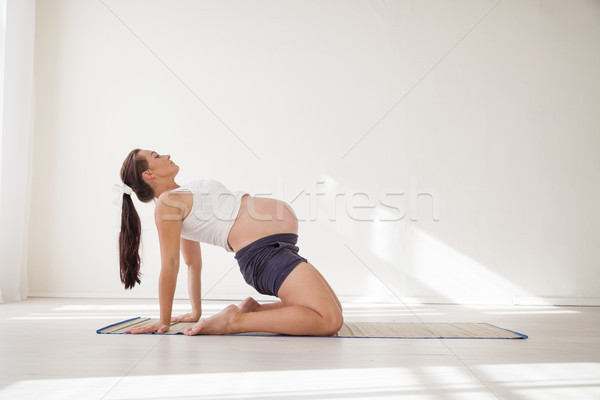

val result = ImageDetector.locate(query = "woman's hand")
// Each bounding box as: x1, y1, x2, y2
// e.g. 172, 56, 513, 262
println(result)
171, 312, 201, 323
125, 321, 170, 334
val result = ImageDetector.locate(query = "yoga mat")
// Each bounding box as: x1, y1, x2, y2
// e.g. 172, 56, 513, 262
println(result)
97, 317, 527, 339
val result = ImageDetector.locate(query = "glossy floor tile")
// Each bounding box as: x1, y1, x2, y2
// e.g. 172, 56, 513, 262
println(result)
0, 298, 598, 399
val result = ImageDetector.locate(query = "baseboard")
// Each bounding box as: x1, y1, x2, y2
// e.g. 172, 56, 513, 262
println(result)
512, 297, 600, 306
27, 291, 275, 302
29, 291, 154, 299
27, 292, 600, 306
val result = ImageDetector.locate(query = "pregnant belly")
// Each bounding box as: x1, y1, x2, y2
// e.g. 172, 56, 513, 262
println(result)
227, 194, 299, 252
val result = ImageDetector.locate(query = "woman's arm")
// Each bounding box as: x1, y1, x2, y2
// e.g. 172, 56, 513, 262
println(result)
171, 238, 202, 322
127, 193, 183, 334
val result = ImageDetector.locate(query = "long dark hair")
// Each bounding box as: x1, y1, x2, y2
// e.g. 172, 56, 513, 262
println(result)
119, 149, 155, 289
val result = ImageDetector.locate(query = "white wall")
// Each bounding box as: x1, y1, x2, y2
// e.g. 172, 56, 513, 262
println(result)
0, 0, 35, 303
29, 0, 600, 305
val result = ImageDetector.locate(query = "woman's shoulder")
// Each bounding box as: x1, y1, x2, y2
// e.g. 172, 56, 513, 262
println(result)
168, 179, 237, 198
180, 179, 232, 192
174, 179, 220, 188
167, 180, 203, 192
156, 185, 195, 221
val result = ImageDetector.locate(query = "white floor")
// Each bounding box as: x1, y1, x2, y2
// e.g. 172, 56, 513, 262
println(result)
0, 298, 599, 400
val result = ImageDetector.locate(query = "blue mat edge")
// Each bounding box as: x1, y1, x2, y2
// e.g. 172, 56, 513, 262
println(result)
96, 317, 528, 339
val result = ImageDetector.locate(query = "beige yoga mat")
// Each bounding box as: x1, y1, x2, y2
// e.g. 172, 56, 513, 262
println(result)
97, 317, 527, 339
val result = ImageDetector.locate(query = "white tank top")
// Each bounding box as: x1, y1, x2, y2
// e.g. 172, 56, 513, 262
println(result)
170, 180, 247, 252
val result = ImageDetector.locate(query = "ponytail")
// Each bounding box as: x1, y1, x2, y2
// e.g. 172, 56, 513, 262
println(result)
118, 149, 155, 289
119, 194, 142, 289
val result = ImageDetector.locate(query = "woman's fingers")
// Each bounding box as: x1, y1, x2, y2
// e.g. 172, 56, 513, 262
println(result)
127, 325, 152, 334
125, 326, 146, 334
157, 325, 169, 334
123, 318, 203, 334
172, 313, 190, 322
125, 322, 169, 334
171, 313, 201, 323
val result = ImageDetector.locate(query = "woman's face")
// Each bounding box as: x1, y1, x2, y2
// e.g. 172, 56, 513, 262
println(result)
139, 149, 179, 181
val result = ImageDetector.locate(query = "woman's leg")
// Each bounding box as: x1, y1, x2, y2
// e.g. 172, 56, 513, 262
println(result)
239, 265, 342, 313
306, 264, 343, 313
238, 297, 286, 312
186, 262, 343, 336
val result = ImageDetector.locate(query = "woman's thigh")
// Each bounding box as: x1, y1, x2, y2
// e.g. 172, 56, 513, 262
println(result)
278, 262, 342, 318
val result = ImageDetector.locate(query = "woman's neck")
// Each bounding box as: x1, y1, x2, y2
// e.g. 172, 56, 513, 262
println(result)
153, 181, 180, 198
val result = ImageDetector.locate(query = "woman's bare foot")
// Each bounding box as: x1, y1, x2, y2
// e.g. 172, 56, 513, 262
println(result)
185, 305, 243, 336
239, 297, 260, 313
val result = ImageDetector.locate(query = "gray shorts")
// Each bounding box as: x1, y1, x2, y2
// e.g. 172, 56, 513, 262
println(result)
234, 233, 307, 297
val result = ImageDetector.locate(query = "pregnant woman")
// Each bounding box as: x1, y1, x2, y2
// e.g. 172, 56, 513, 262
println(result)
116, 149, 343, 336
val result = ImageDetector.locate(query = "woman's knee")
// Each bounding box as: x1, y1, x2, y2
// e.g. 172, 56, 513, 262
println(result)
321, 308, 344, 336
